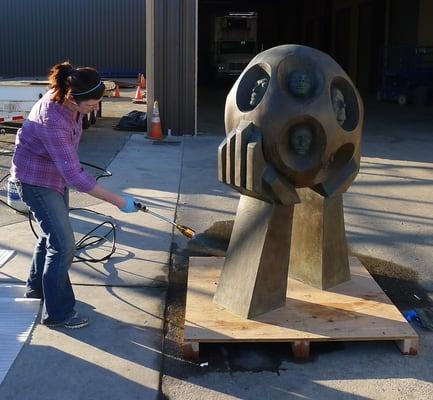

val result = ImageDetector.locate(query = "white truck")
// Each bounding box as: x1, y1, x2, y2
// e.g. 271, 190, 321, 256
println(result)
213, 12, 258, 79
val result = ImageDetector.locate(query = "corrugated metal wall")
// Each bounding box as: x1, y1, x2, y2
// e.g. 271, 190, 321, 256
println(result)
146, 0, 197, 135
0, 0, 146, 78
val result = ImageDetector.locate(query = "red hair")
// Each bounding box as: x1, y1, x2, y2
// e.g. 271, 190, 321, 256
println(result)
48, 61, 105, 103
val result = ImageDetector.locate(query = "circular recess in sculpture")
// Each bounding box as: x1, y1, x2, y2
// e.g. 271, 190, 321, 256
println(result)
236, 63, 271, 112
329, 142, 355, 170
280, 119, 326, 172
330, 77, 359, 132
277, 56, 324, 102
318, 142, 356, 183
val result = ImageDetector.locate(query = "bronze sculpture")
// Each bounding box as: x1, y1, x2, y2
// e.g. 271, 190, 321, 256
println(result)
214, 45, 364, 318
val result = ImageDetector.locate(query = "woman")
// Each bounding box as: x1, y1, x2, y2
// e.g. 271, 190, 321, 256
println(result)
10, 61, 137, 329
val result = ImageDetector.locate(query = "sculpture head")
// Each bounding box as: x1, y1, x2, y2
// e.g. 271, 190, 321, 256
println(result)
249, 77, 269, 108
290, 125, 313, 156
331, 87, 346, 126
288, 69, 313, 97
225, 45, 363, 194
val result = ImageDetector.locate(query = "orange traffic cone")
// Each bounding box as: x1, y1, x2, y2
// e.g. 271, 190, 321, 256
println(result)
113, 84, 120, 97
140, 74, 146, 89
132, 85, 144, 103
148, 101, 164, 140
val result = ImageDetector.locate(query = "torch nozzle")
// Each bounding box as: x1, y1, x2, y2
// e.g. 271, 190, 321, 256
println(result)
174, 224, 196, 239
134, 202, 196, 239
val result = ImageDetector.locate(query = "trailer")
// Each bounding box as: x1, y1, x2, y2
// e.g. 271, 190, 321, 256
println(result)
0, 81, 47, 119
377, 46, 433, 106
0, 80, 115, 129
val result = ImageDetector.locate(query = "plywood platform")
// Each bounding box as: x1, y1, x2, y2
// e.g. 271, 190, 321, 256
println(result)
183, 257, 418, 360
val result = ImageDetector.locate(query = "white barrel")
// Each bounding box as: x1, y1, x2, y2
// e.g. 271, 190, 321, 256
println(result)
7, 178, 28, 213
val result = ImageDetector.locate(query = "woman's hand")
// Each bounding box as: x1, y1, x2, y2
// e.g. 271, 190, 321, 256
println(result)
119, 195, 138, 213
87, 184, 138, 212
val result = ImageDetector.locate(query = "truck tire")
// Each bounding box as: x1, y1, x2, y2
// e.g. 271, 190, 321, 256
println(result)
376, 90, 382, 101
89, 110, 97, 125
398, 94, 407, 106
82, 114, 91, 129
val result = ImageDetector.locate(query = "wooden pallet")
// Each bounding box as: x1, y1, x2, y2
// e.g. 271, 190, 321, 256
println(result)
183, 257, 418, 361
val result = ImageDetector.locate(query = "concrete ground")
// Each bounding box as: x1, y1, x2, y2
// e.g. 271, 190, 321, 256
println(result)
1, 86, 433, 399
0, 90, 170, 400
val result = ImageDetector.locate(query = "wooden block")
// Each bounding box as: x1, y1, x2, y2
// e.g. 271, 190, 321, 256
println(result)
291, 340, 310, 359
396, 338, 418, 356
183, 342, 199, 362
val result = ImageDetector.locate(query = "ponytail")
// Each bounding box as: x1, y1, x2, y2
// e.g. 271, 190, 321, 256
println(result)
48, 61, 105, 104
48, 61, 75, 104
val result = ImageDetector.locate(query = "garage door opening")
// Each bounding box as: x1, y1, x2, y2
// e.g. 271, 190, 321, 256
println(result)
196, 0, 390, 136
197, 0, 332, 135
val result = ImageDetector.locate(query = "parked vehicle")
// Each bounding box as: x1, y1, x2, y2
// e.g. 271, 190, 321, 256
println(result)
212, 12, 258, 79
377, 46, 433, 106
0, 80, 115, 129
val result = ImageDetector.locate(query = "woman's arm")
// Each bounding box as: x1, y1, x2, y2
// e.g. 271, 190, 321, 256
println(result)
39, 125, 136, 212
87, 184, 126, 209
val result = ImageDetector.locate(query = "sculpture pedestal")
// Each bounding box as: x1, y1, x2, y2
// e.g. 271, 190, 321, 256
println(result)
183, 257, 418, 361
289, 188, 350, 289
213, 195, 294, 318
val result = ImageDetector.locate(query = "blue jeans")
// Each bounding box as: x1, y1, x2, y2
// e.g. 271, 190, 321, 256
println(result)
21, 183, 76, 324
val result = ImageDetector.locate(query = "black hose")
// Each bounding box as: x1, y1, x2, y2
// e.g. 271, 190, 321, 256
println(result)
1, 162, 118, 263
80, 161, 113, 181
27, 207, 117, 263
70, 208, 116, 263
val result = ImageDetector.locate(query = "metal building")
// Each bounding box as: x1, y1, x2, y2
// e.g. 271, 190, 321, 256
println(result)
0, 0, 146, 78
2, 1, 432, 136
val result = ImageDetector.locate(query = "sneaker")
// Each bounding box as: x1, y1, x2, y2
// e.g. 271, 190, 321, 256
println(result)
43, 312, 89, 329
64, 312, 89, 329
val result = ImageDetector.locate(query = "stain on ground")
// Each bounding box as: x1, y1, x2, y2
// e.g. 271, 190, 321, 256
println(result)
186, 220, 233, 257
351, 252, 433, 311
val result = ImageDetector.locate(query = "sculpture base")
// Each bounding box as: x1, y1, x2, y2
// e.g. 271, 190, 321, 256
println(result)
289, 189, 350, 289
183, 257, 418, 361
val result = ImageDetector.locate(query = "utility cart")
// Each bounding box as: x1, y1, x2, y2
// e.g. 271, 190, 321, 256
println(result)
377, 46, 433, 106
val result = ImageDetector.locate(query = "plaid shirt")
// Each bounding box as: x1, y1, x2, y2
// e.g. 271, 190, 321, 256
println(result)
10, 91, 96, 194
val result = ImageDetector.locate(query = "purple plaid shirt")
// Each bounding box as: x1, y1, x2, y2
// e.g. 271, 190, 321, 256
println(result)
10, 91, 97, 194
